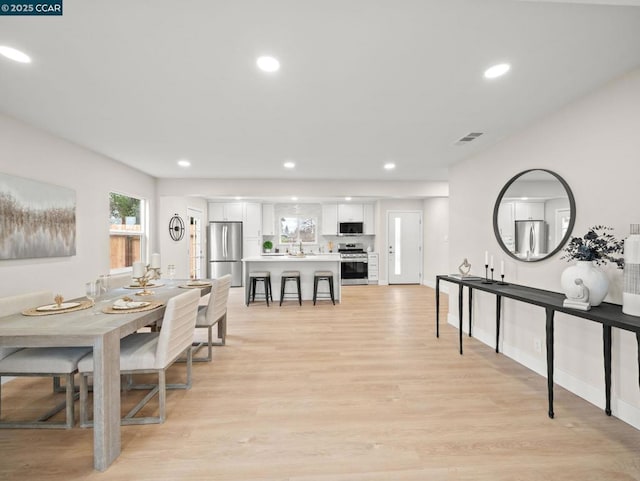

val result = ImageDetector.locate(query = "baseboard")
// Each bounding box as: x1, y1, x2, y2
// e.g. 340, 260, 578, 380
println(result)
446, 314, 640, 428
378, 279, 389, 286
424, 279, 450, 294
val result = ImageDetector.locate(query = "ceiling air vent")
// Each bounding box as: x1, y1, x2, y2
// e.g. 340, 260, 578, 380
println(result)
455, 132, 483, 145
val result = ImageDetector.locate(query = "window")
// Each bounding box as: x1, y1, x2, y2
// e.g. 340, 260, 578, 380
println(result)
279, 216, 317, 245
109, 192, 144, 271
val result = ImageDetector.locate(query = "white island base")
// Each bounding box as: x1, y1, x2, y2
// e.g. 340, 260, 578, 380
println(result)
242, 255, 342, 304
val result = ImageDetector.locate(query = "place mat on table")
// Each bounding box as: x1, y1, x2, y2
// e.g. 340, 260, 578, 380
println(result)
123, 283, 165, 289
22, 300, 93, 317
102, 301, 164, 314
179, 281, 212, 289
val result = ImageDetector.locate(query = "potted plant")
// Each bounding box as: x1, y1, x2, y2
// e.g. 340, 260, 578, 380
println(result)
560, 225, 623, 306
262, 240, 273, 253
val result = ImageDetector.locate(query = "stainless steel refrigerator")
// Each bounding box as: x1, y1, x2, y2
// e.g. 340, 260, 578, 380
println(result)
208, 221, 243, 286
515, 220, 547, 259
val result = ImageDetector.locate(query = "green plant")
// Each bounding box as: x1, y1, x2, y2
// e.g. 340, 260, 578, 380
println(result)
262, 240, 273, 250
561, 225, 624, 268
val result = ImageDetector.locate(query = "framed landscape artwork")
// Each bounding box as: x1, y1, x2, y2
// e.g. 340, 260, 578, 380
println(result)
0, 173, 76, 260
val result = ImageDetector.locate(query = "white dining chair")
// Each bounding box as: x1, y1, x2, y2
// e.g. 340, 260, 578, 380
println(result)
108, 272, 133, 289
78, 288, 200, 426
0, 291, 91, 429
193, 274, 232, 362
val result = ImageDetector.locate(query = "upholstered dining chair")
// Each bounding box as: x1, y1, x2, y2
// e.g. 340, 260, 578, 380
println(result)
77, 288, 200, 426
192, 274, 232, 362
0, 291, 92, 429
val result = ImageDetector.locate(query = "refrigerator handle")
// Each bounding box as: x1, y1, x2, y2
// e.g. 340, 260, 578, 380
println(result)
529, 225, 536, 253
223, 225, 228, 258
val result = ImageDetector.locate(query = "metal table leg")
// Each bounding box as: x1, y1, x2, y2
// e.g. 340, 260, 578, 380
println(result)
458, 285, 463, 355
468, 288, 473, 337
436, 277, 440, 338
545, 308, 555, 419
496, 295, 502, 353
603, 325, 612, 416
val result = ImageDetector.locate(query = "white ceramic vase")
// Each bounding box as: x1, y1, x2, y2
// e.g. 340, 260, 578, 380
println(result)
561, 261, 609, 307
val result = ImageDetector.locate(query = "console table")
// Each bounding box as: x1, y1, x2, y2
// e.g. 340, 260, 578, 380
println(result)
435, 274, 640, 419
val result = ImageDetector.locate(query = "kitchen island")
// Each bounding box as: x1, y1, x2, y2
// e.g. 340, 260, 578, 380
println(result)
242, 254, 341, 303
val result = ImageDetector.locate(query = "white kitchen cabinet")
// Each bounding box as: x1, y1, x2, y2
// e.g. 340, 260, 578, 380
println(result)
363, 204, 375, 235
322, 204, 338, 235
497, 201, 515, 251
514, 202, 545, 221
338, 203, 364, 222
262, 203, 275, 236
243, 238, 262, 259
367, 252, 379, 284
244, 202, 262, 238
208, 202, 243, 222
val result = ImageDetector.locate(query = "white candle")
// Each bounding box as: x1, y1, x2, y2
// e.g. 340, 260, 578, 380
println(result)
150, 253, 161, 269
485, 251, 488, 266
132, 261, 145, 278
490, 256, 494, 269
500, 260, 504, 276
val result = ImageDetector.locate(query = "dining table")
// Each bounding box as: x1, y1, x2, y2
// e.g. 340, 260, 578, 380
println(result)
0, 279, 211, 471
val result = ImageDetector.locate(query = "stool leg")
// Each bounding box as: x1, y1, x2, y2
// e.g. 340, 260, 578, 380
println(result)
297, 277, 302, 305
328, 277, 335, 305
313, 276, 318, 305
246, 279, 251, 306
264, 279, 270, 307
251, 278, 257, 302
280, 277, 286, 306
268, 277, 273, 302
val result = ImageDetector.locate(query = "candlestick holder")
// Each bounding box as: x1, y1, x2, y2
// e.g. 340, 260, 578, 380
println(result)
497, 274, 508, 285
490, 267, 495, 282
134, 265, 161, 296
482, 264, 493, 284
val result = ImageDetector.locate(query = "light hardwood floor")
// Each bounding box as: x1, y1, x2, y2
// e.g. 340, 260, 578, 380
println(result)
1, 285, 640, 480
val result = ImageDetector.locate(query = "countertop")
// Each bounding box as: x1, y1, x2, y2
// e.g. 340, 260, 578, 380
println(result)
243, 254, 341, 262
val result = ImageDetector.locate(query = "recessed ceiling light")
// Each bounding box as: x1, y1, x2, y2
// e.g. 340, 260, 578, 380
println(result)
257, 56, 280, 73
345, 197, 352, 201
384, 162, 396, 170
0, 46, 31, 64
484, 63, 511, 79
177, 159, 191, 167
291, 196, 298, 201
283, 161, 295, 169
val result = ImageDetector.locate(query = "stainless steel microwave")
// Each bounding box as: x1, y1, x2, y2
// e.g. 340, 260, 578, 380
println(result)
338, 222, 364, 235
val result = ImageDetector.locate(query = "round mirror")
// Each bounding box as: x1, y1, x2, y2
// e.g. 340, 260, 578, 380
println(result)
493, 169, 575, 262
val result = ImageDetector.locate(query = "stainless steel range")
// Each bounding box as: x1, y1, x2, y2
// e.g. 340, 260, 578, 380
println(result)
339, 243, 368, 285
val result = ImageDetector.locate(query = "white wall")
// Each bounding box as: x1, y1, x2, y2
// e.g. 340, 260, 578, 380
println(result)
423, 197, 449, 291
448, 68, 640, 429
0, 114, 157, 299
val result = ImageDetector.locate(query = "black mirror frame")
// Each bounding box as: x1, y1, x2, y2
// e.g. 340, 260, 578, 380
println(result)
492, 169, 576, 263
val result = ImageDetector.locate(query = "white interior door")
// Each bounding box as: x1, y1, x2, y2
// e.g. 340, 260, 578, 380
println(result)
188, 208, 204, 279
387, 211, 422, 284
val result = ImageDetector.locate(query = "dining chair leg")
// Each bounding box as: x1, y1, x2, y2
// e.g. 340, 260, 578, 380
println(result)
65, 373, 75, 429
79, 373, 89, 428
158, 370, 166, 424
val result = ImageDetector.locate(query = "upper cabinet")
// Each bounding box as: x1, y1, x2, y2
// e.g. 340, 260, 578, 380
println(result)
262, 203, 275, 236
208, 202, 243, 222
244, 202, 262, 238
514, 202, 545, 220
322, 204, 338, 236
208, 202, 262, 237
338, 203, 363, 222
363, 204, 375, 235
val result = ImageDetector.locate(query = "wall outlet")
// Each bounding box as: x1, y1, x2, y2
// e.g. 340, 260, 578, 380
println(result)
533, 338, 542, 353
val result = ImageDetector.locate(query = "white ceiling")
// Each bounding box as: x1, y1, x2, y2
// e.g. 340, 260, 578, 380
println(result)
1, 0, 639, 183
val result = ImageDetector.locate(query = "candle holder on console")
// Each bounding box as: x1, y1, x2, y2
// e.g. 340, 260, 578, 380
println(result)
482, 264, 494, 284
134, 265, 161, 296
497, 274, 508, 286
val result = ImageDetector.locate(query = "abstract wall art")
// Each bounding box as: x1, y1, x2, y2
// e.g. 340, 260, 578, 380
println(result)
0, 173, 76, 260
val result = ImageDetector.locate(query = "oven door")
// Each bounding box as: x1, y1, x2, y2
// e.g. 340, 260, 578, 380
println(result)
340, 259, 368, 285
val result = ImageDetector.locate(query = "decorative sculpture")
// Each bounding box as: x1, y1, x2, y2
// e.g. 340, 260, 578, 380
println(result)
563, 278, 591, 311
458, 258, 472, 277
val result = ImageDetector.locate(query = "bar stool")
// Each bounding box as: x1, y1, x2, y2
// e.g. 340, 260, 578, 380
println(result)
247, 271, 273, 306
313, 271, 335, 305
280, 270, 302, 306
